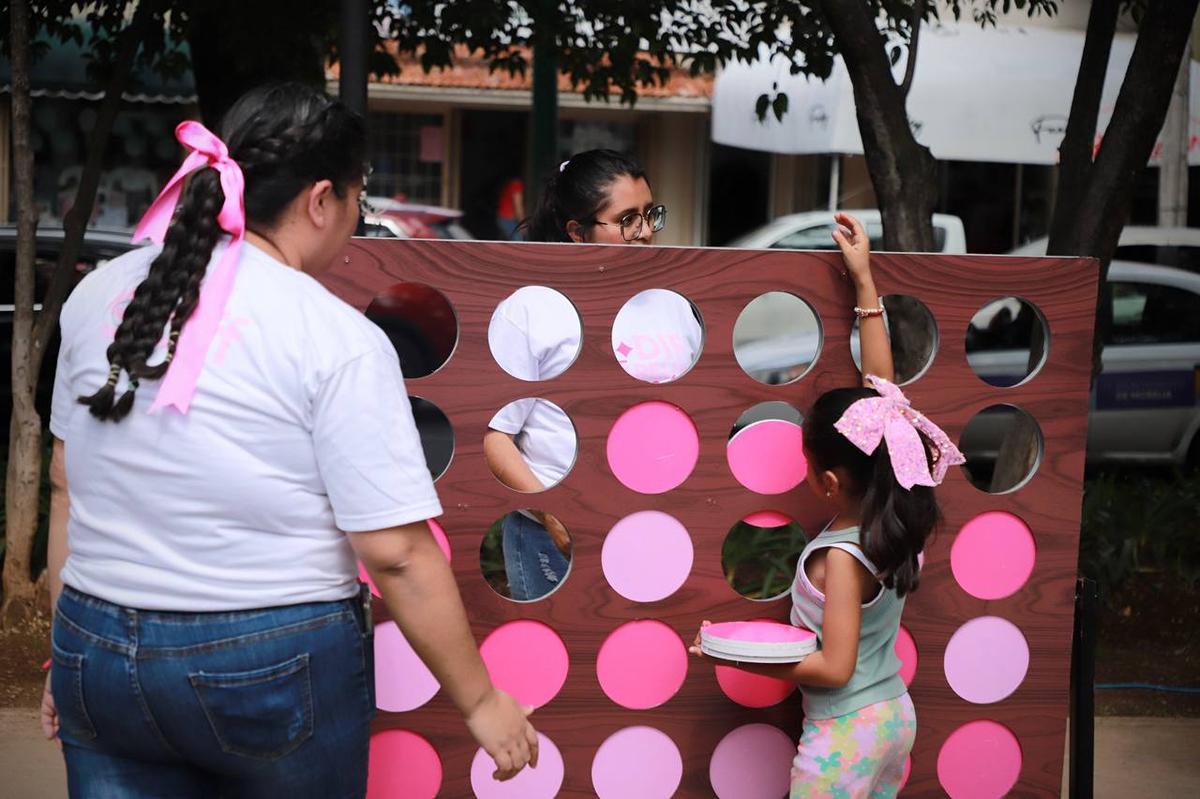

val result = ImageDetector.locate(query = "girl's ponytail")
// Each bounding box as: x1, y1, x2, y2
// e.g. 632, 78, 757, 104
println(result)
521, 173, 570, 243
803, 386, 945, 597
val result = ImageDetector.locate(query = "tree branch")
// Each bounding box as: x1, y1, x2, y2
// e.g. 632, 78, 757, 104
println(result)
900, 0, 926, 99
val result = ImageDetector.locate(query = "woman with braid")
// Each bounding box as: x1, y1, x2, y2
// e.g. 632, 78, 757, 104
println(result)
41, 83, 537, 797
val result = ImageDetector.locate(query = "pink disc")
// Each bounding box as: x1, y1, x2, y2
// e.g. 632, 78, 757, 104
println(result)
705, 620, 814, 644
358, 518, 451, 597
901, 755, 912, 790
951, 512, 1036, 600
597, 620, 688, 709
374, 621, 440, 712
743, 509, 792, 527
937, 720, 1022, 798
727, 419, 807, 494
592, 726, 683, 799
471, 732, 563, 799
367, 729, 442, 799
943, 616, 1029, 704
479, 620, 569, 709
606, 402, 699, 494
709, 723, 795, 799
715, 665, 795, 708
895, 624, 918, 687
602, 511, 694, 602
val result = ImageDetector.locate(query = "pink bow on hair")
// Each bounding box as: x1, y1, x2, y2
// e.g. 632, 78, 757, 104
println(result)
132, 120, 246, 415
834, 375, 966, 490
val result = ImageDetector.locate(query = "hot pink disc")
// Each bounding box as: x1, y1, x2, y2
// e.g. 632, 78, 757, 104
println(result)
727, 418, 807, 494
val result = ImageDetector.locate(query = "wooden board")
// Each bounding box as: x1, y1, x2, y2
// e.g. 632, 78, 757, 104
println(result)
324, 238, 1099, 798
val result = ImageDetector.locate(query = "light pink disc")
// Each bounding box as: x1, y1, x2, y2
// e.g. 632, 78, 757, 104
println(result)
479, 620, 569, 709
715, 665, 795, 708
727, 419, 807, 494
597, 620, 688, 709
943, 616, 1029, 704
937, 720, 1022, 798
374, 621, 440, 712
358, 518, 451, 596
743, 509, 792, 527
709, 723, 795, 799
470, 732, 563, 799
951, 512, 1036, 600
602, 511, 694, 602
895, 624, 918, 687
591, 726, 683, 799
367, 729, 442, 799
606, 402, 699, 494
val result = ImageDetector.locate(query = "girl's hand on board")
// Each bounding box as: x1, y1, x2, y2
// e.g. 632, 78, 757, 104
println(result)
832, 212, 872, 284
465, 687, 540, 781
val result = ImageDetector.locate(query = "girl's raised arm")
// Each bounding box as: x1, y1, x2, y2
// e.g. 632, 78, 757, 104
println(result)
833, 213, 894, 385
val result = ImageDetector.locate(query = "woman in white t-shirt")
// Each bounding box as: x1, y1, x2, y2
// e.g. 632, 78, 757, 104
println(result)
485, 150, 702, 600
43, 83, 536, 797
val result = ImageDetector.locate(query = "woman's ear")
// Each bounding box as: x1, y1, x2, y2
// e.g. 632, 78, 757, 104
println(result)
305, 179, 336, 229
565, 219, 586, 243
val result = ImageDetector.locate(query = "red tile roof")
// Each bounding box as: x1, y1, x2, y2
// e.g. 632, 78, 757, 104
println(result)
327, 43, 713, 99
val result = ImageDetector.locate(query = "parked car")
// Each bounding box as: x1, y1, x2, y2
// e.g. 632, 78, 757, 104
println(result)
961, 261, 1200, 467
727, 209, 968, 253
1, 226, 136, 436
361, 196, 471, 240
1009, 226, 1200, 272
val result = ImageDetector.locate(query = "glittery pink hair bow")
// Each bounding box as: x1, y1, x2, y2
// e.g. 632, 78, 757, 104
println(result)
833, 375, 966, 490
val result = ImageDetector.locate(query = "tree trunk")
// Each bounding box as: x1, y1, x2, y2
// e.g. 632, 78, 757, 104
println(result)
818, 0, 938, 253
818, 0, 937, 386
32, 0, 157, 376
2, 0, 41, 626
1050, 0, 1200, 370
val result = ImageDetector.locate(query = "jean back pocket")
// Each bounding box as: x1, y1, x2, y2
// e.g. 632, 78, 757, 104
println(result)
190, 653, 314, 760
50, 641, 97, 743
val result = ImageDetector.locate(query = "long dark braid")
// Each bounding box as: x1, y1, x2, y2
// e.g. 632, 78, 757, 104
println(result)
80, 83, 366, 421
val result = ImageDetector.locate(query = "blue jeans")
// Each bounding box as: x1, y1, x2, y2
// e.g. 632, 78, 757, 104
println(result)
501, 511, 570, 601
51, 585, 374, 798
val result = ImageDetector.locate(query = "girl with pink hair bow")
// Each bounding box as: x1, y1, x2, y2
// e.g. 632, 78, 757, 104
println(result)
692, 213, 964, 798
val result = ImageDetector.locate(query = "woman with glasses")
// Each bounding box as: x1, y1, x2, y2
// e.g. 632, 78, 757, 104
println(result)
485, 150, 702, 600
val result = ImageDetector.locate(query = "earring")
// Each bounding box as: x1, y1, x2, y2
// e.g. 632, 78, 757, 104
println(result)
825, 491, 832, 498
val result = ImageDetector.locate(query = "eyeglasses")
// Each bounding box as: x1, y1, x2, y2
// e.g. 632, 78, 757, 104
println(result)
592, 204, 667, 241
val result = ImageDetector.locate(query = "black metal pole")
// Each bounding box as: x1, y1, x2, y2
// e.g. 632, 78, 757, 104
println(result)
340, 0, 369, 234
339, 0, 369, 120
1069, 576, 1098, 799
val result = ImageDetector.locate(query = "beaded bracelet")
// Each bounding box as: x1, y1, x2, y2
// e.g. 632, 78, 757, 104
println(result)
854, 301, 885, 319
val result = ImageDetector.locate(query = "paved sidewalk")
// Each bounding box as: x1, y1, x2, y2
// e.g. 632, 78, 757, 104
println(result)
3, 708, 1198, 796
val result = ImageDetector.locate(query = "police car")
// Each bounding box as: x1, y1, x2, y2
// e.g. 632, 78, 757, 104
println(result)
965, 261, 1200, 466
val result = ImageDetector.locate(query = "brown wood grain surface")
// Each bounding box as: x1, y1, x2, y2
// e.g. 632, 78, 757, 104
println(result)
323, 238, 1099, 799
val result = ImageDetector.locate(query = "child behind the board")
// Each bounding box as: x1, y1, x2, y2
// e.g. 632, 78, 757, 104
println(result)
690, 214, 964, 799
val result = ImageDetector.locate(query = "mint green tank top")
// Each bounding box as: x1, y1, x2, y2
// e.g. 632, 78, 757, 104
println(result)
789, 525, 907, 720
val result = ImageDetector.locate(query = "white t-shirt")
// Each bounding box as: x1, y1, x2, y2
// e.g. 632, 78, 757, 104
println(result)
612, 289, 703, 383
50, 241, 442, 611
487, 287, 580, 487
486, 286, 702, 487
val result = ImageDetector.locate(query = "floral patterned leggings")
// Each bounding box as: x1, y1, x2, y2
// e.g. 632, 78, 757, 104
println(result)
790, 693, 916, 799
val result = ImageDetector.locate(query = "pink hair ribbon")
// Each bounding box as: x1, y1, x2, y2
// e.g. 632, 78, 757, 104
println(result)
132, 120, 245, 414
834, 374, 966, 490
